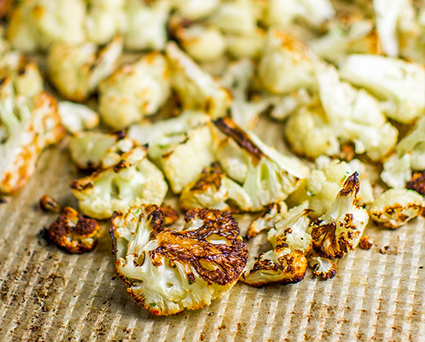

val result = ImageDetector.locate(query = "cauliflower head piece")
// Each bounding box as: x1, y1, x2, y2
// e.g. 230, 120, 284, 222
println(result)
180, 163, 252, 212
369, 189, 424, 229
214, 117, 309, 211
112, 206, 248, 315
310, 172, 369, 259
242, 203, 311, 287
340, 54, 425, 124
71, 146, 168, 219
129, 111, 214, 194
58, 101, 99, 134
48, 36, 123, 102
308, 255, 337, 280
99, 52, 170, 129
43, 206, 102, 254
381, 117, 425, 189
166, 42, 231, 119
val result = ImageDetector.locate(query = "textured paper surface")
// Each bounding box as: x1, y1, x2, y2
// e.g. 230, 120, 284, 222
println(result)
0, 118, 424, 342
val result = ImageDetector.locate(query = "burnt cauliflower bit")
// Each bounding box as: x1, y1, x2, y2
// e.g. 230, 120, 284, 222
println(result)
111, 207, 248, 315
407, 171, 425, 196
39, 194, 62, 213
308, 254, 337, 280
310, 172, 369, 259
43, 207, 102, 254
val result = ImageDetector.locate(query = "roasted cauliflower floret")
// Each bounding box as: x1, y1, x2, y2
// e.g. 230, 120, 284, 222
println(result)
369, 189, 424, 229
214, 117, 309, 211
308, 255, 337, 280
310, 172, 369, 259
58, 101, 99, 134
43, 206, 102, 254
246, 201, 288, 239
165, 42, 231, 119
381, 117, 425, 189
258, 30, 316, 95
69, 131, 136, 170
340, 54, 425, 124
407, 171, 425, 196
48, 36, 123, 102
180, 163, 252, 212
123, 0, 170, 51
242, 203, 311, 286
6, 0, 86, 52
129, 111, 214, 194
112, 207, 248, 315
71, 147, 168, 219
172, 0, 220, 20
99, 53, 170, 129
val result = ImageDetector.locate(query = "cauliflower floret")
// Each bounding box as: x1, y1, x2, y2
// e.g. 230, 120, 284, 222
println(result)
246, 201, 288, 239
71, 147, 168, 219
171, 0, 220, 20
42, 206, 102, 254
267, 88, 314, 121
289, 159, 374, 218
123, 0, 170, 51
369, 189, 424, 229
99, 53, 170, 129
112, 207, 248, 315
258, 30, 316, 95
166, 42, 231, 119
6, 0, 86, 52
214, 117, 309, 211
129, 111, 214, 194
310, 172, 369, 259
180, 163, 252, 212
69, 131, 136, 170
0, 77, 65, 194
225, 29, 265, 59
308, 255, 337, 280
58, 101, 99, 134
340, 54, 425, 124
210, 0, 257, 35
242, 203, 311, 286
381, 117, 425, 188
48, 36, 123, 102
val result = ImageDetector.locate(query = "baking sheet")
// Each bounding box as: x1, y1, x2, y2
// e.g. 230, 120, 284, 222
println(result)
0, 117, 424, 342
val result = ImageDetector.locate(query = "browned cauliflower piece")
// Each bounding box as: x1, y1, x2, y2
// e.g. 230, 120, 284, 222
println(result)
39, 194, 62, 213
246, 201, 288, 239
111, 207, 248, 315
43, 207, 102, 254
308, 254, 337, 280
407, 171, 425, 196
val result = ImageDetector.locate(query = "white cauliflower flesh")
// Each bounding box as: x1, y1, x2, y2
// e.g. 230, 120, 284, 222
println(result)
340, 54, 425, 124
166, 42, 231, 119
129, 111, 214, 194
310, 172, 369, 259
369, 189, 424, 229
0, 85, 64, 194
71, 147, 168, 219
242, 203, 312, 287
99, 53, 170, 129
214, 117, 309, 211
180, 163, 252, 212
48, 36, 123, 102
58, 101, 99, 134
308, 255, 337, 280
6, 0, 86, 52
171, 0, 220, 20
210, 0, 257, 35
381, 117, 425, 189
123, 0, 170, 51
69, 131, 135, 170
258, 30, 316, 95
246, 201, 288, 239
112, 207, 248, 315
267, 88, 313, 121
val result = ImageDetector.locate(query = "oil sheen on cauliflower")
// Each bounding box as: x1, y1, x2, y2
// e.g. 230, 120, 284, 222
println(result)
112, 207, 248, 315
242, 203, 312, 286
180, 163, 252, 212
340, 54, 425, 124
99, 53, 170, 129
369, 189, 425, 229
310, 172, 369, 259
71, 146, 168, 219
381, 117, 425, 189
214, 117, 309, 211
48, 36, 123, 102
129, 111, 214, 194
165, 42, 231, 119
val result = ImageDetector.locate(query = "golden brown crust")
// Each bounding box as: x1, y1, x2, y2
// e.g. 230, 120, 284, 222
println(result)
407, 171, 425, 196
371, 202, 424, 229
43, 207, 102, 254
39, 194, 62, 213
190, 163, 224, 192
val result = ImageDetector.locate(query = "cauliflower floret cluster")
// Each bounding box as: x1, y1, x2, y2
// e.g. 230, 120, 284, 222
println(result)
310, 172, 369, 259
71, 146, 168, 219
111, 207, 248, 315
369, 189, 424, 229
99, 53, 170, 129
242, 203, 312, 286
